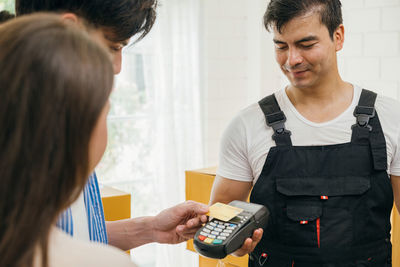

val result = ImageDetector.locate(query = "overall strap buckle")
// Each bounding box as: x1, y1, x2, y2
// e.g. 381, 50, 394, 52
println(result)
352, 105, 375, 131
259, 94, 292, 146
266, 111, 292, 140
351, 89, 387, 171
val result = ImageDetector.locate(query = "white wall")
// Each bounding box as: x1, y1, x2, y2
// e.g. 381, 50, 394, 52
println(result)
340, 0, 400, 99
202, 0, 277, 165
202, 0, 400, 166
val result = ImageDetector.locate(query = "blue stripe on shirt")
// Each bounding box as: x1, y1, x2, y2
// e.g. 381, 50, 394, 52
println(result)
56, 207, 73, 236
56, 171, 108, 244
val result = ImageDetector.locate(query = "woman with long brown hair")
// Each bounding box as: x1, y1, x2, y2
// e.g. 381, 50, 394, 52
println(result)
0, 14, 136, 267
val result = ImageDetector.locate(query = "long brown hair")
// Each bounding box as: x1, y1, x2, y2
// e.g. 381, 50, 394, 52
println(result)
0, 14, 114, 267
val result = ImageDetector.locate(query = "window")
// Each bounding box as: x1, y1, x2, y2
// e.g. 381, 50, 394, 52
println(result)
97, 41, 161, 219
0, 0, 14, 13
97, 38, 161, 266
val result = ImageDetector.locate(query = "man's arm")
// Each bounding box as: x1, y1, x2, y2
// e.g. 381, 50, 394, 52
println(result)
106, 200, 209, 251
209, 175, 262, 257
392, 175, 400, 212
210, 175, 253, 204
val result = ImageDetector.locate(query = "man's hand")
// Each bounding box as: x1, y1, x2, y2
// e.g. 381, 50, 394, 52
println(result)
231, 228, 263, 257
208, 175, 262, 256
152, 200, 209, 244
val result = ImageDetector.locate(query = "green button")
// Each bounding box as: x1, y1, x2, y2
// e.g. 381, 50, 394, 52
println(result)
213, 239, 223, 244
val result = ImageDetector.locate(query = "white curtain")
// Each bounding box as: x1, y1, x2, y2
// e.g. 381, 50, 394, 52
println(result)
144, 0, 203, 266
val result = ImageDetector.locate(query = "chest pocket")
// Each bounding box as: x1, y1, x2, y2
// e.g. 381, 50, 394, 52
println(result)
275, 176, 371, 248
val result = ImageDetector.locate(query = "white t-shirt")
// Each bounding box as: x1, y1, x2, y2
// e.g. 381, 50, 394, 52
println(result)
217, 85, 400, 185
69, 191, 90, 241
34, 227, 136, 267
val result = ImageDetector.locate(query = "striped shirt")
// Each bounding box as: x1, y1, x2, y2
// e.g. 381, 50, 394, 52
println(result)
56, 172, 108, 244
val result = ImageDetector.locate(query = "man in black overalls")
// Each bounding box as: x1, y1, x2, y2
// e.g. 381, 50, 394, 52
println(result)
210, 0, 400, 266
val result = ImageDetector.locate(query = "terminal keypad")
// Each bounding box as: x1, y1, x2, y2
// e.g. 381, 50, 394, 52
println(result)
197, 213, 250, 245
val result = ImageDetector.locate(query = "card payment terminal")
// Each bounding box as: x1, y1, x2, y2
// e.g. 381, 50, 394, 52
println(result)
193, 200, 270, 259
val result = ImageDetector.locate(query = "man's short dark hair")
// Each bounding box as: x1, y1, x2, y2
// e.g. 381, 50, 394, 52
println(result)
15, 0, 157, 42
0, 10, 15, 23
264, 0, 343, 40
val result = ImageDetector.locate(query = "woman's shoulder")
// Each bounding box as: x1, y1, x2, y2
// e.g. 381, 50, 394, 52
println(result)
45, 227, 136, 267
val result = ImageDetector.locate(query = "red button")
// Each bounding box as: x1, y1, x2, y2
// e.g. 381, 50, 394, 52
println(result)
198, 235, 206, 241
300, 221, 308, 224
261, 253, 268, 258
321, 196, 329, 200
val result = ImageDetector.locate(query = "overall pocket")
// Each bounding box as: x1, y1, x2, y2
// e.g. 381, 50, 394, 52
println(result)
275, 176, 371, 248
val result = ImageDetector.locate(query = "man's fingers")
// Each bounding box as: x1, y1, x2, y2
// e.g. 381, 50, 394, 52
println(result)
200, 215, 208, 223
178, 200, 209, 216
176, 225, 199, 240
184, 213, 208, 229
176, 224, 186, 233
176, 222, 201, 234
186, 217, 201, 228
253, 228, 263, 241
242, 238, 252, 251
176, 217, 204, 235
232, 229, 263, 257
250, 229, 263, 251
179, 230, 199, 239
232, 238, 252, 256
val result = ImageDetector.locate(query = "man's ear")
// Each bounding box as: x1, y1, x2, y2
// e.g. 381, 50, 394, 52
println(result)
334, 24, 345, 52
61, 13, 84, 28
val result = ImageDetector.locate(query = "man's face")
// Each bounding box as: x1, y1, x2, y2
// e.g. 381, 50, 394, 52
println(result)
88, 100, 111, 173
90, 29, 129, 75
273, 12, 343, 89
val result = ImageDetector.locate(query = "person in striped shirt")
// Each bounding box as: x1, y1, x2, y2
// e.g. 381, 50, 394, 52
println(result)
14, 0, 209, 251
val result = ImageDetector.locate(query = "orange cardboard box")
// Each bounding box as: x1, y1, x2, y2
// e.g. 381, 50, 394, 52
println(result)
100, 185, 131, 221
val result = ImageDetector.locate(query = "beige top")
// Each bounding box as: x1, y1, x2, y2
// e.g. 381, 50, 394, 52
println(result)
34, 227, 137, 267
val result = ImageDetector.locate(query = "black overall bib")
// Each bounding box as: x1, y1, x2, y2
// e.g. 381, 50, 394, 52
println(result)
249, 89, 393, 267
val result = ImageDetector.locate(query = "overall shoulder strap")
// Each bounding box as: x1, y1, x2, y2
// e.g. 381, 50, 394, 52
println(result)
258, 94, 292, 146
351, 89, 387, 170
